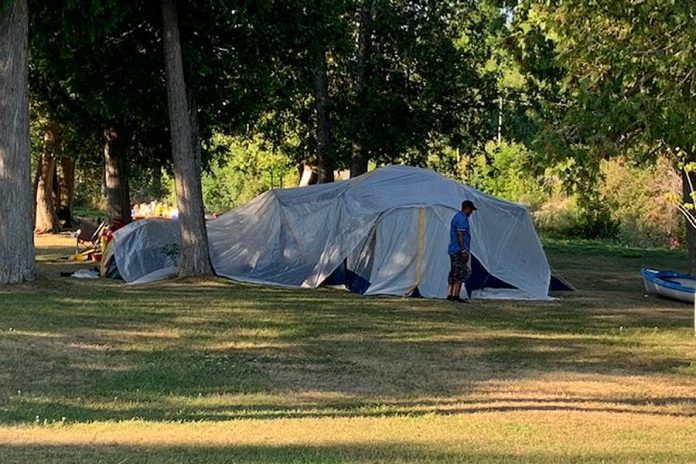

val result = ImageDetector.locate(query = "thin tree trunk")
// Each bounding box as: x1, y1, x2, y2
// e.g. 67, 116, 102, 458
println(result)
299, 164, 319, 186
34, 152, 59, 233
56, 156, 75, 227
52, 156, 60, 213
314, 49, 334, 183
32, 159, 40, 228
151, 166, 163, 199
683, 169, 696, 275
34, 125, 60, 234
161, 0, 213, 277
103, 125, 132, 223
350, 0, 373, 178
0, 0, 35, 284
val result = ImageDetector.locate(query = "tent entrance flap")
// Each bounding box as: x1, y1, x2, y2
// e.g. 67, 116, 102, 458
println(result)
322, 260, 372, 294
467, 256, 574, 294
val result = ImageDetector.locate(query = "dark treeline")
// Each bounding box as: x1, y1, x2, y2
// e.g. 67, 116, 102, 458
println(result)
1, 0, 695, 283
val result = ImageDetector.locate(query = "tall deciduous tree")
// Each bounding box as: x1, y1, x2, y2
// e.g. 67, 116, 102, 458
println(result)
161, 0, 213, 276
30, 1, 172, 222
0, 0, 35, 284
349, 0, 374, 178
103, 125, 132, 223
261, 0, 496, 176
517, 0, 696, 270
314, 49, 335, 183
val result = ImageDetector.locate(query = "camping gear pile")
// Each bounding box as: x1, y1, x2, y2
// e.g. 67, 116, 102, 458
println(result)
69, 218, 127, 263
103, 166, 562, 300
131, 200, 178, 219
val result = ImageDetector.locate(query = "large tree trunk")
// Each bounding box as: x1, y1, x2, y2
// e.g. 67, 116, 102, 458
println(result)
314, 49, 335, 183
161, 0, 213, 277
350, 0, 374, 178
103, 125, 132, 223
56, 156, 75, 227
0, 0, 35, 284
34, 125, 60, 234
683, 169, 696, 275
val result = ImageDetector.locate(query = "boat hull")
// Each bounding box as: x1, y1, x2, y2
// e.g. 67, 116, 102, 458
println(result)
641, 268, 695, 303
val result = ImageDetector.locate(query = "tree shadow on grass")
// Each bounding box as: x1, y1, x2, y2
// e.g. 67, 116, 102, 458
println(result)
2, 393, 695, 424
1, 272, 695, 425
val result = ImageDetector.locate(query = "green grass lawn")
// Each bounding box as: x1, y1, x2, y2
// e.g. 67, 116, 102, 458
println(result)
0, 235, 695, 463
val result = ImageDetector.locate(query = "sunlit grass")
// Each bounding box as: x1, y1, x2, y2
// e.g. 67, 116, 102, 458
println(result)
0, 234, 694, 463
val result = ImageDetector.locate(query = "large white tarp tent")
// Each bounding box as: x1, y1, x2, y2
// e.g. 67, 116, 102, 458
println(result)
107, 165, 552, 299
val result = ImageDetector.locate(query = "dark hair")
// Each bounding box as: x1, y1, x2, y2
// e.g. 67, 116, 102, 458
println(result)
462, 200, 477, 210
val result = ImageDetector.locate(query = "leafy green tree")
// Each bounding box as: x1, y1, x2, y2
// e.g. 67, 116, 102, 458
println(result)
30, 1, 172, 224
346, 0, 498, 170
251, 0, 498, 180
517, 0, 696, 267
201, 133, 296, 213
467, 140, 549, 209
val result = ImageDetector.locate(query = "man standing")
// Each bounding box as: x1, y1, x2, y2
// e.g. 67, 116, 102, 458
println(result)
447, 200, 476, 302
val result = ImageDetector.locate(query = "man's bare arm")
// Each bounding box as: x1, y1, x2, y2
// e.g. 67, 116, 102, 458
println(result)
457, 230, 468, 260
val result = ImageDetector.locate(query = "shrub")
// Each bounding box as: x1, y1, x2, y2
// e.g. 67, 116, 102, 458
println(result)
600, 156, 682, 247
465, 141, 550, 209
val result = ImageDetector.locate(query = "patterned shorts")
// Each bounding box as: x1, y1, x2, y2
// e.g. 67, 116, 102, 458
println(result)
448, 253, 471, 284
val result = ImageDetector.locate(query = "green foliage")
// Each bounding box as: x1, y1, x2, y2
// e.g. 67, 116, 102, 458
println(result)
531, 191, 618, 240
572, 195, 620, 241
160, 243, 180, 259
459, 141, 680, 246
519, 0, 696, 168
24, 0, 695, 254
601, 157, 683, 248
201, 133, 297, 214
533, 157, 683, 246
532, 194, 582, 236
254, 0, 499, 169
465, 140, 549, 209
29, 0, 171, 181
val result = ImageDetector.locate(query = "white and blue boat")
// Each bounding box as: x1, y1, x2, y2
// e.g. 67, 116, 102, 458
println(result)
641, 268, 696, 303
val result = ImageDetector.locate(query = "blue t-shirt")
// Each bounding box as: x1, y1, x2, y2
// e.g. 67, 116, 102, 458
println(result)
448, 211, 471, 255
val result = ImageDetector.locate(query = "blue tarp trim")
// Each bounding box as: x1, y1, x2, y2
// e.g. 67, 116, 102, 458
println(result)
323, 255, 572, 297
322, 261, 372, 294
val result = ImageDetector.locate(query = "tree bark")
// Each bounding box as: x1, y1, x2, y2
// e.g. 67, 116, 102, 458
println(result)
299, 164, 319, 186
683, 169, 696, 275
34, 124, 60, 234
56, 156, 75, 227
51, 156, 60, 214
314, 49, 335, 183
103, 125, 132, 223
0, 0, 35, 284
350, 0, 374, 178
161, 0, 213, 277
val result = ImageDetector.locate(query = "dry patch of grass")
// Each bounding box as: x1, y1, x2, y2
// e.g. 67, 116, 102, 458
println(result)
0, 234, 695, 463
1, 413, 695, 463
